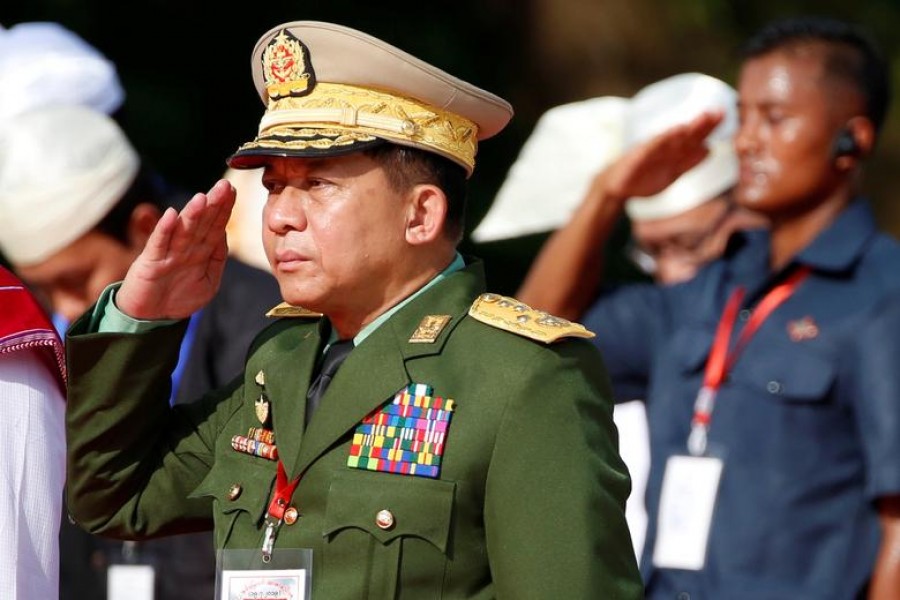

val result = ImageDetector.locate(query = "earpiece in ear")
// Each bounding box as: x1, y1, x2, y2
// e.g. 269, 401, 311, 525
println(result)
833, 128, 860, 159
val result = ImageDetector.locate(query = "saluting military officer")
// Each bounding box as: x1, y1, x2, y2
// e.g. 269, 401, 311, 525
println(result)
64, 21, 642, 599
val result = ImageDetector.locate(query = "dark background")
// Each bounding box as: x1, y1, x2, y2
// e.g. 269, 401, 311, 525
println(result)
6, 0, 900, 295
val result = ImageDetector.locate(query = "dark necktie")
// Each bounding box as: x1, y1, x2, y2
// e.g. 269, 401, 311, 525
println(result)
305, 339, 354, 425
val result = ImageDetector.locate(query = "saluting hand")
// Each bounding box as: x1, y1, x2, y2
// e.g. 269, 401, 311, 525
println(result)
600, 110, 725, 202
114, 179, 237, 321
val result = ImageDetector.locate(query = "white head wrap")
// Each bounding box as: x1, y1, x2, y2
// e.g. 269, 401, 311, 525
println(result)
471, 73, 739, 241
470, 96, 628, 242
623, 72, 738, 221
0, 21, 125, 120
0, 105, 140, 266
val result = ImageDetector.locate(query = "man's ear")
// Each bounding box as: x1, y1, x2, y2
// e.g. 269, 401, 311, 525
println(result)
126, 203, 164, 250
834, 115, 876, 171
404, 184, 448, 245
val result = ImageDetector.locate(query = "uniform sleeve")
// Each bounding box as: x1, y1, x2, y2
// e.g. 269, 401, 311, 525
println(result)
580, 283, 668, 402
0, 350, 66, 598
851, 296, 900, 500
483, 338, 643, 599
65, 316, 239, 539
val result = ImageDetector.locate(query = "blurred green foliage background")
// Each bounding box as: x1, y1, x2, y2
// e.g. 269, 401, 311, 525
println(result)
5, 0, 900, 294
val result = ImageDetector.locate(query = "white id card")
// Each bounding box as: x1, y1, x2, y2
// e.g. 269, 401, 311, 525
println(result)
220, 568, 306, 600
652, 454, 724, 570
107, 564, 155, 600
217, 548, 312, 600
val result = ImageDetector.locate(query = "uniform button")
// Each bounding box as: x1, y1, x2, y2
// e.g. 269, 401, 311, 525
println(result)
739, 309, 751, 321
227, 484, 243, 501
677, 593, 691, 600
375, 509, 395, 530
767, 380, 783, 394
283, 506, 299, 525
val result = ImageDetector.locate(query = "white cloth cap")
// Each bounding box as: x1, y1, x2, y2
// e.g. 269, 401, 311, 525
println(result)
471, 96, 628, 242
623, 72, 738, 221
0, 21, 124, 120
0, 105, 140, 266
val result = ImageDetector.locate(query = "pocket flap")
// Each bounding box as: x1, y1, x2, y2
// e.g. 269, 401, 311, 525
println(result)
190, 454, 276, 521
323, 470, 455, 553
734, 343, 835, 402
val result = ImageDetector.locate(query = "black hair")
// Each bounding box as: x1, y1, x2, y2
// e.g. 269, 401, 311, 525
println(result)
741, 15, 891, 134
94, 162, 170, 244
363, 143, 468, 244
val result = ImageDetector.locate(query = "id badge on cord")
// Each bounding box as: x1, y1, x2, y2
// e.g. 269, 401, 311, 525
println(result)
217, 548, 312, 600
652, 454, 724, 571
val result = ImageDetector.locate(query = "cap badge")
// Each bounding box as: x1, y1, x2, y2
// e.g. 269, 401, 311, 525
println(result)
409, 315, 452, 343
262, 29, 317, 100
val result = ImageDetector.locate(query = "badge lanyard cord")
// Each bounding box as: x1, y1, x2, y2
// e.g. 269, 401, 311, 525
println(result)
687, 266, 811, 456
262, 461, 300, 562
260, 335, 353, 561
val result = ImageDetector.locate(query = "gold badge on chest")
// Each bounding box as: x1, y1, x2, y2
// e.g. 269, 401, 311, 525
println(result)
232, 370, 280, 461
409, 315, 452, 343
255, 370, 271, 426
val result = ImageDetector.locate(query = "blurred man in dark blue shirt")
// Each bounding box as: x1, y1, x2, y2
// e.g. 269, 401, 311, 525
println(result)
583, 15, 900, 599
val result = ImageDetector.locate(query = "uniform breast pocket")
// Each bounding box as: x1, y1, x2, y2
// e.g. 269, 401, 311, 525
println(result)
322, 470, 455, 599
190, 454, 276, 549
734, 342, 837, 404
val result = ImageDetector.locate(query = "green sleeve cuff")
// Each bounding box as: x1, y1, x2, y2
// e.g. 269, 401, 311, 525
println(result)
92, 282, 180, 334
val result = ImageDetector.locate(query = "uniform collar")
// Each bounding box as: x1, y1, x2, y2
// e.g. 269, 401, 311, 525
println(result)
349, 252, 466, 346
288, 257, 486, 479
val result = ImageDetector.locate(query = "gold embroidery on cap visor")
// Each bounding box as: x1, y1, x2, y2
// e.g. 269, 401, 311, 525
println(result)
231, 82, 479, 173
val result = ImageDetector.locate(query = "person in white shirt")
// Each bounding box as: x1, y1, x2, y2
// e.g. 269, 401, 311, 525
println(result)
0, 265, 66, 599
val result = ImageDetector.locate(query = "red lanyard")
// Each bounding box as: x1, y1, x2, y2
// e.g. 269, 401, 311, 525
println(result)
261, 461, 301, 561
688, 266, 811, 455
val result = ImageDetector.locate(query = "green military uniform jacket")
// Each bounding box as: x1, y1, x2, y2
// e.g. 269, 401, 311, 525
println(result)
65, 261, 642, 599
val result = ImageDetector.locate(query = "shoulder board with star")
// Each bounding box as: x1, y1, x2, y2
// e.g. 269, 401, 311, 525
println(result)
467, 293, 595, 344
265, 302, 324, 318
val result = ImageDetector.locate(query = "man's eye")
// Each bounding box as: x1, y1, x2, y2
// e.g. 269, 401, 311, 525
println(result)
765, 110, 786, 124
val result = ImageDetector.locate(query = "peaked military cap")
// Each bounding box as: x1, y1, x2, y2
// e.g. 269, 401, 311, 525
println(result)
228, 21, 513, 176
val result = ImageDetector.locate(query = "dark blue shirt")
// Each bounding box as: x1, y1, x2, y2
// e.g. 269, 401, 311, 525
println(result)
583, 198, 900, 599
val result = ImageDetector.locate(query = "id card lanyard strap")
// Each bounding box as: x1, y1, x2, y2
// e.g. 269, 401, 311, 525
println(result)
262, 460, 300, 562
687, 266, 811, 456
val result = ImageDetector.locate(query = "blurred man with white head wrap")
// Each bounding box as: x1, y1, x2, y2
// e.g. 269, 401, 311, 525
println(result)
0, 21, 126, 599
0, 99, 280, 599
498, 73, 767, 559
513, 72, 767, 316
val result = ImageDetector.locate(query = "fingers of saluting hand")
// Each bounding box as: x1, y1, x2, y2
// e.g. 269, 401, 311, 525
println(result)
654, 110, 726, 170
143, 180, 236, 264
687, 109, 725, 140
658, 110, 724, 153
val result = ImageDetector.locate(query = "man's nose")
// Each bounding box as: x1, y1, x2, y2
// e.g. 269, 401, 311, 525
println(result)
265, 191, 307, 233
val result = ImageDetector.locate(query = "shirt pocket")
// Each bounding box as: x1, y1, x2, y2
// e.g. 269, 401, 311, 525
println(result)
322, 470, 455, 598
731, 341, 836, 403
190, 453, 276, 549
